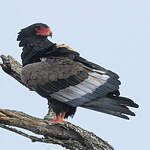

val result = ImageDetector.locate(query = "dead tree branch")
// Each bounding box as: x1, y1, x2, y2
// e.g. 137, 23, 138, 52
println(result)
0, 54, 114, 150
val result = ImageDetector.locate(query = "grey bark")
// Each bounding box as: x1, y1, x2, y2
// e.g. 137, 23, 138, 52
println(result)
0, 54, 114, 150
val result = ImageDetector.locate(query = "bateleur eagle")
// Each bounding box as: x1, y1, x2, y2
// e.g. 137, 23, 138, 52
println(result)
17, 23, 139, 123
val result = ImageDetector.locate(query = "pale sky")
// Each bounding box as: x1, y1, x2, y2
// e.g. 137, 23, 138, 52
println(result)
0, 0, 149, 150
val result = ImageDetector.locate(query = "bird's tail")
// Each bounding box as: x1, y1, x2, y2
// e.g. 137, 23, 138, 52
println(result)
82, 96, 139, 119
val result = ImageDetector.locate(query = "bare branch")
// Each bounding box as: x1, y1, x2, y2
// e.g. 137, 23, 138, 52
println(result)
0, 54, 114, 150
0, 124, 46, 143
0, 108, 113, 150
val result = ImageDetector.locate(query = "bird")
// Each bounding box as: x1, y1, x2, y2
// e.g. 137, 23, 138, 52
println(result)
17, 23, 139, 123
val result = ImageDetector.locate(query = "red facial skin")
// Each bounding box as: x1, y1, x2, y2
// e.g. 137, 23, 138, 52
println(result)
35, 27, 52, 36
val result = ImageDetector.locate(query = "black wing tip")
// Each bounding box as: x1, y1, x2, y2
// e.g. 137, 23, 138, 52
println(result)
121, 115, 130, 120
133, 103, 139, 108
121, 112, 137, 120
107, 70, 120, 79
128, 101, 139, 108
115, 96, 139, 108
116, 110, 136, 120
126, 102, 139, 108
128, 111, 136, 116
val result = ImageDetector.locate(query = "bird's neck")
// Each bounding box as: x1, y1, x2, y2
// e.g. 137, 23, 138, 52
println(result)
20, 36, 55, 66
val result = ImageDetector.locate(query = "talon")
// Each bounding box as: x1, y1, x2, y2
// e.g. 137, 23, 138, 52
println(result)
50, 112, 66, 123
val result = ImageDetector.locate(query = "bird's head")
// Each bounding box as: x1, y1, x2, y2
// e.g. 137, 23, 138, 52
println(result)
18, 23, 54, 66
17, 23, 52, 42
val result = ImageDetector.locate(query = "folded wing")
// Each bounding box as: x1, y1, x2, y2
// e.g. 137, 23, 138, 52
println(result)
22, 56, 138, 119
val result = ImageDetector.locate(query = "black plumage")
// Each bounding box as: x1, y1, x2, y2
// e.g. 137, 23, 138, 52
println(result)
18, 23, 138, 121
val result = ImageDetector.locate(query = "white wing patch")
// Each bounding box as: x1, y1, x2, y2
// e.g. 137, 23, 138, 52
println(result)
40, 57, 48, 62
50, 71, 110, 103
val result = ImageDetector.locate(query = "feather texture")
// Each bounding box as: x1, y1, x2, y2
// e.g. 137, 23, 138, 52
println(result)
19, 23, 138, 120
82, 96, 138, 119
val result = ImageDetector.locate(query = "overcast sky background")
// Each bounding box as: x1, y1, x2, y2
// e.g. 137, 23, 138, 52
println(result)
0, 0, 149, 150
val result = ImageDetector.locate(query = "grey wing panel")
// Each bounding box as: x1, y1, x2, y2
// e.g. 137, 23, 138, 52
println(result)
65, 72, 120, 106
21, 58, 89, 100
51, 71, 120, 107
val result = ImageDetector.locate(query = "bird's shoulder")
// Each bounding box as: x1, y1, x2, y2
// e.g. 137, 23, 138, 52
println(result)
48, 44, 120, 79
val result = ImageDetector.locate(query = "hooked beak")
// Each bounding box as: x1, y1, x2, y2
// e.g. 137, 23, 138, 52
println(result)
46, 28, 52, 37
49, 31, 52, 38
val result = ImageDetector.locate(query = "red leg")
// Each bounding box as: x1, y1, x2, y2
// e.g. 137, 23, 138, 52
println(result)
50, 112, 66, 123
